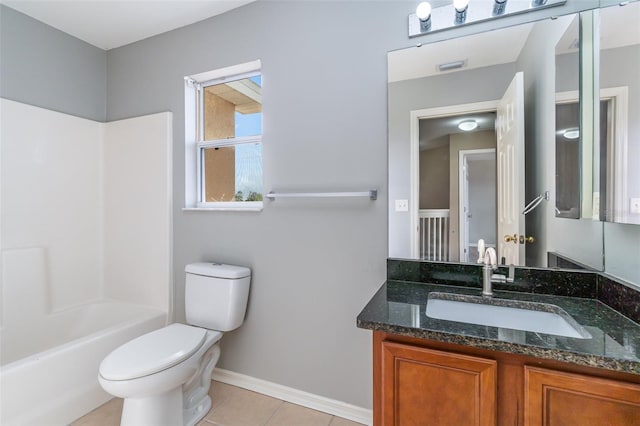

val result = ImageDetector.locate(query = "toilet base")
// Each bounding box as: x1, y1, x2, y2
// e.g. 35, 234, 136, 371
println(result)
184, 395, 212, 426
121, 387, 183, 426
183, 343, 220, 426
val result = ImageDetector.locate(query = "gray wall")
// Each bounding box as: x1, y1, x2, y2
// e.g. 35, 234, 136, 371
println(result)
605, 222, 640, 285
106, 0, 411, 409
601, 45, 640, 217
0, 5, 107, 121
600, 44, 640, 285
420, 146, 450, 209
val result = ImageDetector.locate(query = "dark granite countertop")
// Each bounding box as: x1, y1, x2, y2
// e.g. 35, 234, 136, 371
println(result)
357, 280, 640, 375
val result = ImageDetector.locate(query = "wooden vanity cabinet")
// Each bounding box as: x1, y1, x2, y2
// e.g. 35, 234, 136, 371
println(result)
373, 331, 640, 426
524, 366, 640, 425
380, 340, 497, 426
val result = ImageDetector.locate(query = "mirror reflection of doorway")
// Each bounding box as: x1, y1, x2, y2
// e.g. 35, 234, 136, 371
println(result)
460, 150, 496, 263
555, 101, 581, 218
555, 94, 621, 220
418, 111, 497, 262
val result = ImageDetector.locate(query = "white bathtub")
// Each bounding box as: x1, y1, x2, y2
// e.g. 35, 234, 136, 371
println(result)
0, 300, 166, 426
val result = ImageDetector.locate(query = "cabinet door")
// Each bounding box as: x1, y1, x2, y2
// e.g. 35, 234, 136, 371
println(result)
381, 341, 497, 426
525, 366, 640, 425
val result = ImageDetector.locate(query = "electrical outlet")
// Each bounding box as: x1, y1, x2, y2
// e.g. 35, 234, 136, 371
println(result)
395, 199, 409, 212
631, 198, 640, 214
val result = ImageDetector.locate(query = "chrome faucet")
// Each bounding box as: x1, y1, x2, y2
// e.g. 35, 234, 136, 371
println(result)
482, 247, 498, 296
480, 246, 515, 297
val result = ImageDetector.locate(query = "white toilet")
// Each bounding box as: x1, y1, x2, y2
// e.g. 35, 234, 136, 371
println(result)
98, 263, 251, 426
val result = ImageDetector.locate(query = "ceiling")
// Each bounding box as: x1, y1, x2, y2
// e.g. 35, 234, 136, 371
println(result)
388, 22, 535, 83
5, 1, 635, 54
0, 0, 256, 50
419, 112, 496, 151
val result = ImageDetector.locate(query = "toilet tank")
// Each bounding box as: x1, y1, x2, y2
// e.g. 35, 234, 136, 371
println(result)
185, 263, 251, 331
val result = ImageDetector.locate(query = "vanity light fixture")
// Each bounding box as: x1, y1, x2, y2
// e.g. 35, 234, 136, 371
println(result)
408, 0, 566, 38
416, 2, 432, 32
453, 0, 469, 24
563, 128, 580, 140
458, 120, 478, 131
493, 0, 508, 16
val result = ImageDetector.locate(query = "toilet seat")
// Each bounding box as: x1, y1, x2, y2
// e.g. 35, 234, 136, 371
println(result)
100, 323, 207, 381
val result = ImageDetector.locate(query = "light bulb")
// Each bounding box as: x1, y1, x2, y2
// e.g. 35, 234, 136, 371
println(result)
416, 2, 432, 21
453, 0, 469, 12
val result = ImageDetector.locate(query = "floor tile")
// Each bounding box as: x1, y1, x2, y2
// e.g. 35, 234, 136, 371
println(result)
71, 397, 123, 426
208, 380, 238, 410
328, 416, 366, 426
72, 381, 366, 426
265, 402, 332, 426
205, 385, 283, 426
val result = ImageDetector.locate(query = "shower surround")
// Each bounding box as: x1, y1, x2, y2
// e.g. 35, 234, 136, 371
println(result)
0, 99, 173, 425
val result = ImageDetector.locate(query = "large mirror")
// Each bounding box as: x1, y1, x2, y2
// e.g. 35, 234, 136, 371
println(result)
598, 1, 640, 225
554, 12, 581, 220
555, 1, 640, 225
388, 10, 607, 271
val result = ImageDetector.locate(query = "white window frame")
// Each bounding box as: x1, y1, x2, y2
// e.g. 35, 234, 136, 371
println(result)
184, 60, 263, 211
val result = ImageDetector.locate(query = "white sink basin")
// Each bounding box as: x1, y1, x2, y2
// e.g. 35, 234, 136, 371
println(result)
426, 292, 591, 339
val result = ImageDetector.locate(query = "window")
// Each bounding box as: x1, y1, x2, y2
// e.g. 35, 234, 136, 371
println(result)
184, 60, 263, 210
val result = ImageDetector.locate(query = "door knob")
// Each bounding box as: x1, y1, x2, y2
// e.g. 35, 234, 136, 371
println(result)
519, 235, 535, 244
504, 234, 518, 243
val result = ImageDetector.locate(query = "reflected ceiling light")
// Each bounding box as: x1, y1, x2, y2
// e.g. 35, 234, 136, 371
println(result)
563, 128, 580, 140
458, 120, 478, 131
453, 0, 469, 24
416, 2, 432, 32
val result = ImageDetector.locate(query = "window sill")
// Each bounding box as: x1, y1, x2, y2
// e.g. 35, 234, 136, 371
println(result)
182, 205, 263, 212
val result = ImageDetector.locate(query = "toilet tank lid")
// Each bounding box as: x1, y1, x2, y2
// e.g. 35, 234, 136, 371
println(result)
185, 262, 251, 279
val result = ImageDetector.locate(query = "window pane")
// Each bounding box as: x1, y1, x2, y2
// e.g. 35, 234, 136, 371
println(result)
203, 75, 262, 140
202, 143, 263, 202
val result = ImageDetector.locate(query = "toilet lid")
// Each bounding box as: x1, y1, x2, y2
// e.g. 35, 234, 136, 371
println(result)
100, 323, 207, 381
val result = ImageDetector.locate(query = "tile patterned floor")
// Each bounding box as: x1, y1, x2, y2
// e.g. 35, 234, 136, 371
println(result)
72, 381, 366, 426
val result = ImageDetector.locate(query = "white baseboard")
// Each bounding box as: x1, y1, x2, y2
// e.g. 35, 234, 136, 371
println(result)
212, 368, 372, 425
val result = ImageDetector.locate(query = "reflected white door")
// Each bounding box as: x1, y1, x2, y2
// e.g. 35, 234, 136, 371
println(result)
460, 150, 497, 263
461, 157, 470, 262
496, 72, 525, 265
